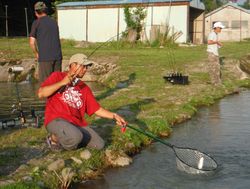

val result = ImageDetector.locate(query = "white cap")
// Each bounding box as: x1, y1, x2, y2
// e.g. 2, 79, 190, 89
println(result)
213, 22, 225, 29
65, 53, 94, 71
69, 53, 94, 66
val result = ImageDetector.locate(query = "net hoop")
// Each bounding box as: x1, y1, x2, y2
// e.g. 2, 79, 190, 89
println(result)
174, 147, 218, 174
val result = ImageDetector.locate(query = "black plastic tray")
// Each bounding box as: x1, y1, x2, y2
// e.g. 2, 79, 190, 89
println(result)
163, 74, 189, 85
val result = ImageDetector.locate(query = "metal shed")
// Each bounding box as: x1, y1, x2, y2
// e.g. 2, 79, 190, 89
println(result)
205, 2, 250, 42
0, 0, 54, 36
57, 0, 205, 44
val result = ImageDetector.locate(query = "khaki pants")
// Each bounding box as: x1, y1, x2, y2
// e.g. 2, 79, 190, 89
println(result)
207, 53, 221, 85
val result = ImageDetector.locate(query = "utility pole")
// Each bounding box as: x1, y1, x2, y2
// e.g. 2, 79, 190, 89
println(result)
24, 8, 29, 37
5, 5, 8, 37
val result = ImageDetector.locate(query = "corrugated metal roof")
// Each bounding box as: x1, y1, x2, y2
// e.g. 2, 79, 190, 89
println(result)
206, 2, 250, 17
190, 0, 205, 10
57, 0, 191, 8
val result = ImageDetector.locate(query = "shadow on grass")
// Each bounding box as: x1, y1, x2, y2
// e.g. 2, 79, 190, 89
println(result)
0, 146, 45, 177
88, 72, 156, 145
71, 177, 109, 189
91, 97, 156, 146
96, 73, 136, 101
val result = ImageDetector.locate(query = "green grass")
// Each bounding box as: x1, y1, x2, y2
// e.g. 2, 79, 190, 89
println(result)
0, 182, 41, 189
0, 38, 250, 188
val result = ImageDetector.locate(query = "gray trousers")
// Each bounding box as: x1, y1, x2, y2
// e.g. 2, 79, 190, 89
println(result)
46, 119, 105, 150
39, 60, 62, 82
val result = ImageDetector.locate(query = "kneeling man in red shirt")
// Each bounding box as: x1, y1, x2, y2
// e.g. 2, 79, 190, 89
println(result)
38, 53, 127, 151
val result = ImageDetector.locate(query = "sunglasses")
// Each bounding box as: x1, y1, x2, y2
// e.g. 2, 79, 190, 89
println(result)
74, 64, 91, 70
83, 64, 92, 69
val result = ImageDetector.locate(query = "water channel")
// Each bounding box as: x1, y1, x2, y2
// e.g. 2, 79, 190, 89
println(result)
0, 82, 105, 127
76, 89, 250, 189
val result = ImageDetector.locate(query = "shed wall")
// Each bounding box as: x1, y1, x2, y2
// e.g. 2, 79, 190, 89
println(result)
58, 4, 189, 43
205, 6, 250, 41
88, 8, 120, 42
58, 9, 86, 41
145, 5, 188, 43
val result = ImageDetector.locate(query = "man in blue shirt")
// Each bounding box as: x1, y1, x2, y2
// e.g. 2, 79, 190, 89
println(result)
29, 1, 62, 82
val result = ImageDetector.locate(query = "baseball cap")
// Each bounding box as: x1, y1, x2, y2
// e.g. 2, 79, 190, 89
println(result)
69, 53, 94, 67
34, 1, 47, 11
213, 22, 225, 29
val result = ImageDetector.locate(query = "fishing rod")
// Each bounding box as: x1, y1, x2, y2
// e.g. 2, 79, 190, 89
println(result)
1, 22, 43, 128
6, 83, 42, 128
58, 30, 127, 93
56, 3, 174, 93
14, 82, 26, 126
3, 22, 26, 127
73, 3, 151, 60
87, 31, 125, 59
5, 69, 42, 128
162, 0, 188, 85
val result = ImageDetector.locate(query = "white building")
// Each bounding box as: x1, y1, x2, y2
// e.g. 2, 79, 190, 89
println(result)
205, 2, 250, 41
57, 0, 205, 44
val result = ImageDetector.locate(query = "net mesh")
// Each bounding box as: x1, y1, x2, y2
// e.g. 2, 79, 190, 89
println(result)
174, 147, 217, 174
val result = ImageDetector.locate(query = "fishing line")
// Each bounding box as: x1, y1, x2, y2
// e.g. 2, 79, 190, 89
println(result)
59, 27, 132, 93
165, 0, 177, 74
86, 30, 126, 59
137, 0, 150, 43
58, 31, 125, 93
2, 12, 27, 126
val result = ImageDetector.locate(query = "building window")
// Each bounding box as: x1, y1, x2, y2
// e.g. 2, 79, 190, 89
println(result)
231, 20, 248, 29
221, 21, 228, 28
242, 21, 248, 29
231, 20, 240, 29
212, 21, 228, 29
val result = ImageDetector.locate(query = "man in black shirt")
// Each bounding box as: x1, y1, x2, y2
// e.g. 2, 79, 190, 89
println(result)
29, 1, 62, 82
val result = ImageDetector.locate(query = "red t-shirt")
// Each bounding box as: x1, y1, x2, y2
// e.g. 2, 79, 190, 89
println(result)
41, 72, 100, 127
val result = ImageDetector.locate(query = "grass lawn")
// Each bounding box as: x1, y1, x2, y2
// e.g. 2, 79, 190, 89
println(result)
0, 37, 250, 188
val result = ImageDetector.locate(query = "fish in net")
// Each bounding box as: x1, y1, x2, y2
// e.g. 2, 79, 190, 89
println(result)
127, 125, 218, 175
173, 147, 218, 174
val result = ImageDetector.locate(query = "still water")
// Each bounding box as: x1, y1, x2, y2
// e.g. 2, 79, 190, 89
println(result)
0, 82, 43, 120
77, 89, 250, 189
0, 82, 105, 121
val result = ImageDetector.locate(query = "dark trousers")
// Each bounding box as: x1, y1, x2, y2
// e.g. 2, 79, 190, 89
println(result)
39, 60, 62, 82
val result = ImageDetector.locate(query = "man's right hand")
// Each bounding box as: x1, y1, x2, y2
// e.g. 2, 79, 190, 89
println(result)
217, 41, 223, 47
61, 67, 81, 86
60, 74, 72, 86
35, 52, 39, 61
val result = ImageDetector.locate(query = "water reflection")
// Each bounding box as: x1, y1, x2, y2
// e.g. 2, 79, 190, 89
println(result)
78, 90, 250, 189
72, 179, 109, 189
0, 82, 105, 120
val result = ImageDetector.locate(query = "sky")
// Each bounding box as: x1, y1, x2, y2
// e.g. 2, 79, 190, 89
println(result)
237, 0, 247, 5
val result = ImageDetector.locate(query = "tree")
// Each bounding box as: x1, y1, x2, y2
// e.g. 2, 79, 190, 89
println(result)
202, 0, 225, 12
241, 0, 250, 9
54, 0, 92, 5
123, 6, 147, 41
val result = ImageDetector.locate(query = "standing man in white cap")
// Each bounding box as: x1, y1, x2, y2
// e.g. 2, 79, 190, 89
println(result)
29, 1, 62, 82
38, 53, 127, 151
207, 21, 225, 86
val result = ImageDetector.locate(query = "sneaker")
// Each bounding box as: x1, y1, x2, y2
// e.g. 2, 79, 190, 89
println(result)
46, 135, 63, 152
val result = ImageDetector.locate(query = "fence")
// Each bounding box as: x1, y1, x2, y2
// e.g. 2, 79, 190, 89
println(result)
0, 0, 53, 37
